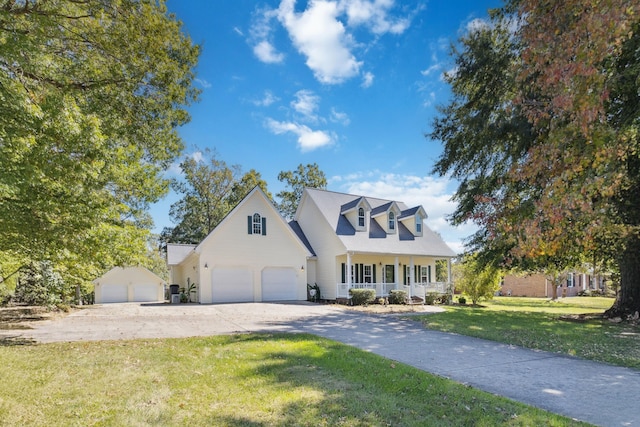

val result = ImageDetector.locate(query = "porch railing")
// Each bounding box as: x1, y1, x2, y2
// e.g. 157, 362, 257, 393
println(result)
336, 281, 452, 299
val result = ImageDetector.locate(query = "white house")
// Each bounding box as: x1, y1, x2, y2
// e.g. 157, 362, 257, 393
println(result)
167, 187, 456, 303
93, 266, 166, 304
293, 188, 456, 301
167, 187, 313, 303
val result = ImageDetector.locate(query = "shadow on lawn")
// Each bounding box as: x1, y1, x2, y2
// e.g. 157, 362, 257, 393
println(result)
0, 334, 36, 346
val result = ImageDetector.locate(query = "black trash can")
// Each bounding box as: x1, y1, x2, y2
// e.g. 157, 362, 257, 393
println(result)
169, 284, 180, 304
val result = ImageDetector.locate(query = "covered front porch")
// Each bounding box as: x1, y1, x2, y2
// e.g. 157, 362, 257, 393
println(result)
335, 252, 454, 301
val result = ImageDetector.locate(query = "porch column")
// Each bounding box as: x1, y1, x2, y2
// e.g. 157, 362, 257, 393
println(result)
346, 252, 352, 288
394, 257, 399, 291
409, 256, 415, 298
448, 258, 454, 300
582, 273, 587, 291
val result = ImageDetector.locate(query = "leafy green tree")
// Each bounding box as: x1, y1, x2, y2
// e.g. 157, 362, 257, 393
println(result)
0, 1, 199, 289
454, 255, 502, 306
164, 148, 241, 244
430, 2, 640, 317
227, 169, 273, 207
14, 261, 65, 307
277, 163, 327, 219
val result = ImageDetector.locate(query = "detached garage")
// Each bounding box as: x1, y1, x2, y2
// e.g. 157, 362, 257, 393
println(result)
94, 267, 166, 304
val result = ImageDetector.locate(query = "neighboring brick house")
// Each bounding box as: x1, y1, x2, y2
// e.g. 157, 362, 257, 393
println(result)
501, 272, 605, 298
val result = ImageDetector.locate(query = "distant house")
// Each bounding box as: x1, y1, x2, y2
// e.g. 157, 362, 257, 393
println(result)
166, 187, 457, 303
501, 272, 607, 298
93, 267, 166, 304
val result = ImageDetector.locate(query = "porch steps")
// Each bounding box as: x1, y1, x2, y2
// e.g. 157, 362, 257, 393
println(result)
408, 296, 424, 305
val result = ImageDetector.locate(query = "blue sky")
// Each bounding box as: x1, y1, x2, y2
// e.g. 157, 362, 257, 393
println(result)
156, 0, 503, 253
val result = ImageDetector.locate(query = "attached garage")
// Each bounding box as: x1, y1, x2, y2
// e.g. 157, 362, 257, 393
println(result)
211, 267, 254, 303
262, 267, 297, 301
94, 267, 166, 304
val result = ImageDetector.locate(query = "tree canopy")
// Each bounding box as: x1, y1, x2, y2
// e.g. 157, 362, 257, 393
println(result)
430, 1, 640, 316
0, 0, 199, 294
162, 149, 271, 246
276, 163, 327, 219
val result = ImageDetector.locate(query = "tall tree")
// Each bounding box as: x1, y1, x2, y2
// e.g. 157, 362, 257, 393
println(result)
227, 169, 272, 208
277, 163, 327, 219
0, 1, 199, 287
430, 1, 640, 317
165, 148, 241, 244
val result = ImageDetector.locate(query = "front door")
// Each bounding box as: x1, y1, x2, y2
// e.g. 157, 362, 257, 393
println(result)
385, 265, 395, 284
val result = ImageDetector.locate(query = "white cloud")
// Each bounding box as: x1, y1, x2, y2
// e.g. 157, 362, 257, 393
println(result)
253, 90, 279, 107
278, 0, 362, 84
331, 171, 475, 254
253, 40, 285, 63
249, 0, 415, 85
330, 108, 350, 126
291, 89, 320, 121
420, 64, 440, 77
466, 17, 489, 34
361, 71, 374, 88
194, 78, 212, 88
340, 0, 410, 35
233, 26, 244, 36
265, 118, 335, 151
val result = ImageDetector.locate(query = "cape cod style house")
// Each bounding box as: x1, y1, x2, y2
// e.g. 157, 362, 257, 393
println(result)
167, 187, 456, 303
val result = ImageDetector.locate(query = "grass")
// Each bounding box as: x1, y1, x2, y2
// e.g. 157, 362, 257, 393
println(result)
0, 333, 588, 426
412, 297, 640, 369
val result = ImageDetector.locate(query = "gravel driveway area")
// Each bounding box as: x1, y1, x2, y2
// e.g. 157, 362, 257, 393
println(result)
15, 301, 359, 343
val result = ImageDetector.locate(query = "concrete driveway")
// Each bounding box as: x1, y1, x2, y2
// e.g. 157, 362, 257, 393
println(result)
11, 302, 640, 426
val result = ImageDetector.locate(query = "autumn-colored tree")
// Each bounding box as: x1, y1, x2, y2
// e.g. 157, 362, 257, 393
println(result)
430, 1, 640, 317
512, 0, 640, 317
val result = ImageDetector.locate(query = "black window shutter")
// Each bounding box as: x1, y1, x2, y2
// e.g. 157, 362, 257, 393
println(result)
262, 217, 267, 235
359, 264, 364, 283
403, 266, 407, 285
247, 216, 252, 234
373, 265, 376, 283
341, 263, 346, 283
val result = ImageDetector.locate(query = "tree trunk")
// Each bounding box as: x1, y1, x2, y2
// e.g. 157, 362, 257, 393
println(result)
605, 236, 640, 318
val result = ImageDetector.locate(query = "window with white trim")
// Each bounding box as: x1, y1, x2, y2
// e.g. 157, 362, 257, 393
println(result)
252, 213, 262, 235
358, 207, 365, 227
388, 211, 395, 231
363, 264, 372, 283
416, 215, 422, 233
420, 266, 428, 284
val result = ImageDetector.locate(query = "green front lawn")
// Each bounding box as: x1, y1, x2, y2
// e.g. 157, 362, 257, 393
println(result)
413, 297, 640, 369
0, 334, 587, 426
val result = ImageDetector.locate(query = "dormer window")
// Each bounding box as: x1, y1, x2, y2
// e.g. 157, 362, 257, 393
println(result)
388, 211, 395, 231
358, 207, 365, 227
416, 215, 422, 233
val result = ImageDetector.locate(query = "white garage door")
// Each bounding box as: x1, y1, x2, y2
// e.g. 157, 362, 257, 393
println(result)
211, 267, 254, 303
100, 284, 128, 303
262, 268, 297, 301
133, 283, 161, 302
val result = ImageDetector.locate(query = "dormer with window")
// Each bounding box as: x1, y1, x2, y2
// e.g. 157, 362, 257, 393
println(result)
399, 206, 427, 237
371, 202, 401, 234
341, 197, 371, 232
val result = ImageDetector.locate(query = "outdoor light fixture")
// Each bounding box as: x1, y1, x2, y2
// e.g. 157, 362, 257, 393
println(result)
301, 265, 304, 271
204, 263, 208, 269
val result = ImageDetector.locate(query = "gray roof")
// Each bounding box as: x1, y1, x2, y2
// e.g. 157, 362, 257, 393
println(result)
288, 220, 316, 256
302, 188, 456, 257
